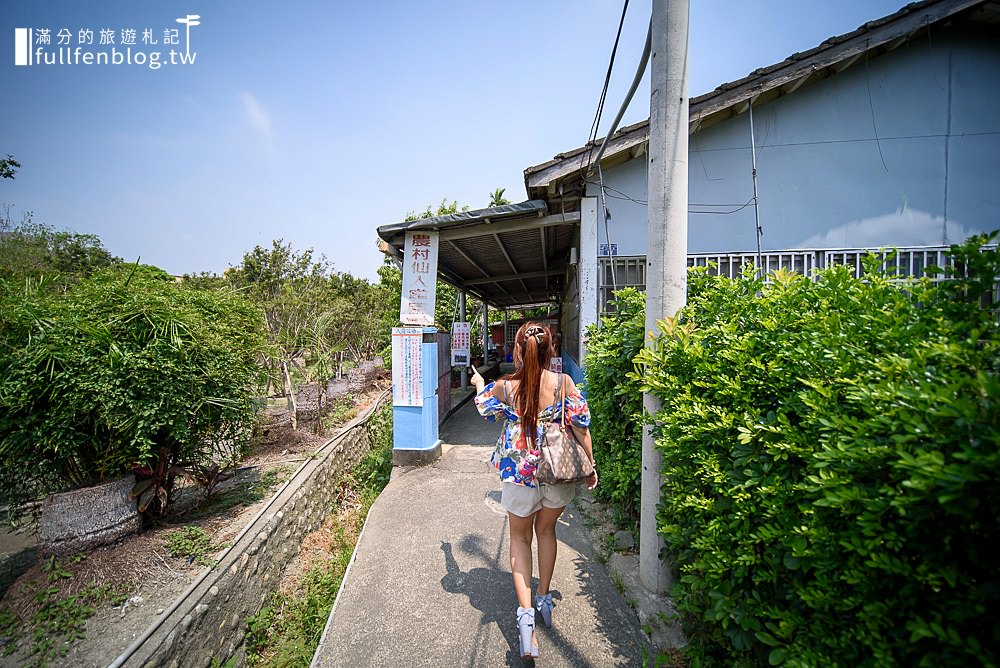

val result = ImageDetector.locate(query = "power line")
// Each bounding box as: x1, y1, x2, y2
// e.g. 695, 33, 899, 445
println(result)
586, 181, 756, 214
584, 20, 652, 178
583, 0, 632, 175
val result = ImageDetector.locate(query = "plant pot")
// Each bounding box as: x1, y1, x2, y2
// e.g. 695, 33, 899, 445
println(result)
39, 475, 141, 556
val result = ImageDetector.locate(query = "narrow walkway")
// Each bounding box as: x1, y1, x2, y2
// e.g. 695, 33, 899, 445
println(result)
312, 399, 647, 667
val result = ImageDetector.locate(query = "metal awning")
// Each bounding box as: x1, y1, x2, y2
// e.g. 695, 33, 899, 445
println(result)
377, 200, 581, 309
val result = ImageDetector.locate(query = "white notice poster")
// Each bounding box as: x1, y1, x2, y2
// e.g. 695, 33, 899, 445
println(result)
451, 321, 471, 366
391, 327, 423, 406
400, 231, 439, 326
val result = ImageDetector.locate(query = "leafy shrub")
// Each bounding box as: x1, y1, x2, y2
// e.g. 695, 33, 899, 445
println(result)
0, 267, 267, 518
583, 287, 646, 521
636, 233, 999, 667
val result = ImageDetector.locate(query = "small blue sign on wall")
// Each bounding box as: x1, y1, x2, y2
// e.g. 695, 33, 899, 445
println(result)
598, 243, 618, 257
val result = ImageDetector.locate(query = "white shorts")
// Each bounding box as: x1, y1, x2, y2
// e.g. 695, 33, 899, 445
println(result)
501, 480, 576, 517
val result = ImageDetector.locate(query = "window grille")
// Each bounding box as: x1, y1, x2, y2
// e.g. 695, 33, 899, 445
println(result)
687, 251, 817, 279
598, 245, 997, 313
598, 256, 645, 312
823, 247, 951, 281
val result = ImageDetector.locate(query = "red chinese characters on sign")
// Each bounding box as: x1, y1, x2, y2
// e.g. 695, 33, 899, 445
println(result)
400, 231, 438, 326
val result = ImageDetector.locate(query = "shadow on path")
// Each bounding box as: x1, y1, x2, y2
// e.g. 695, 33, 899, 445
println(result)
441, 531, 604, 667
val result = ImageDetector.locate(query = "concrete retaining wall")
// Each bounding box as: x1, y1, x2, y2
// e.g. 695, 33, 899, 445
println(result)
117, 391, 391, 668
0, 542, 36, 600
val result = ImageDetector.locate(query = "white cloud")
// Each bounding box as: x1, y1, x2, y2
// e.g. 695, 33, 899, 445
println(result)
796, 209, 976, 249
240, 92, 272, 138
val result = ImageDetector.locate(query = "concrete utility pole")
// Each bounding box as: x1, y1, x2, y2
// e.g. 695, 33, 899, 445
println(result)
641, 0, 689, 594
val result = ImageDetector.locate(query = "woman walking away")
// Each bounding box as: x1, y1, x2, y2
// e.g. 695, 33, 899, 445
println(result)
471, 322, 598, 659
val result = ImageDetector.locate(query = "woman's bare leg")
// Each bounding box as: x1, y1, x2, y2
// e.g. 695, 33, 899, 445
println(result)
534, 505, 565, 596
508, 511, 536, 609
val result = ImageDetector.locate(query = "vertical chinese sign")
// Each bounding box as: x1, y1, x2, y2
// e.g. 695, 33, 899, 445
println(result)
451, 321, 471, 366
391, 327, 423, 406
400, 231, 439, 326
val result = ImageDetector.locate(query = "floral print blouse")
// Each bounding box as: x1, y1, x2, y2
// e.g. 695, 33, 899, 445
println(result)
474, 376, 591, 488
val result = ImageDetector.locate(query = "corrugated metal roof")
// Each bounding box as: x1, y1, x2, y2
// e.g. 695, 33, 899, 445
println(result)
376, 201, 581, 309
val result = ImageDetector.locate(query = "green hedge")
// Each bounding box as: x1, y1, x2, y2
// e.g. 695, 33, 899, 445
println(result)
634, 234, 999, 667
0, 268, 267, 516
584, 287, 646, 520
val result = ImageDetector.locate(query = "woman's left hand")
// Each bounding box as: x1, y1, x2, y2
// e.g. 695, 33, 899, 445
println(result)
586, 468, 598, 491
470, 367, 485, 391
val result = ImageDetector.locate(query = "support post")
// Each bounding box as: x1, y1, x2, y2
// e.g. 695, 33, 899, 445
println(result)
579, 196, 600, 362
482, 303, 489, 367
502, 308, 509, 362
459, 291, 468, 391
641, 0, 689, 594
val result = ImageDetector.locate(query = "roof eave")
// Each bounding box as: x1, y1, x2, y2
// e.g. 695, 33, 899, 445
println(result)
524, 0, 987, 197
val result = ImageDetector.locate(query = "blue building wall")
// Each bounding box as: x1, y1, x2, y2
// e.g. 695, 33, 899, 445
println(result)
590, 32, 1000, 255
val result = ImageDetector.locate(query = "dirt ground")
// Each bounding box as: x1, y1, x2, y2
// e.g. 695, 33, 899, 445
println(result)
0, 384, 387, 668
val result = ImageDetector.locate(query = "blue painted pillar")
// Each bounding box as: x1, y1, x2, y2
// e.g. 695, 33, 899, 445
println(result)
391, 327, 442, 465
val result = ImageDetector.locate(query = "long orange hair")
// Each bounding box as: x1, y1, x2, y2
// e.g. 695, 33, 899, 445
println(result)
505, 322, 554, 446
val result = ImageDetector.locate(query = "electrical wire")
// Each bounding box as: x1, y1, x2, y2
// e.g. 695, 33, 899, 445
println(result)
689, 198, 756, 215
585, 180, 756, 214
685, 130, 1000, 154
583, 0, 632, 176
586, 19, 652, 179
597, 163, 618, 292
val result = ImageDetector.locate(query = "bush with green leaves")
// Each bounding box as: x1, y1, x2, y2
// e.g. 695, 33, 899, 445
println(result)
583, 287, 646, 521
0, 266, 268, 518
635, 233, 999, 667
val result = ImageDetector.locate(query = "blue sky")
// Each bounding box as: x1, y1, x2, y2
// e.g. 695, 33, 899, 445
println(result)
1, 0, 905, 281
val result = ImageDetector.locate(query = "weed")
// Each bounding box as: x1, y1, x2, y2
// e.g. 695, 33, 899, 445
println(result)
165, 525, 216, 566
611, 571, 627, 594
43, 555, 71, 582
245, 507, 362, 666
0, 606, 18, 656
612, 506, 638, 533
245, 403, 392, 666
579, 506, 603, 529
10, 559, 130, 666
322, 397, 358, 430
656, 610, 680, 625
655, 647, 689, 667
184, 466, 291, 520
603, 533, 621, 554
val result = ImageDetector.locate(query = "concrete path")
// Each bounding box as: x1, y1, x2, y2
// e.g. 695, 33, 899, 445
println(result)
312, 399, 647, 667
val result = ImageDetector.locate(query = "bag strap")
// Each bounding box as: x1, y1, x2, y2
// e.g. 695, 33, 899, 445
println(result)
557, 373, 566, 430
535, 373, 567, 446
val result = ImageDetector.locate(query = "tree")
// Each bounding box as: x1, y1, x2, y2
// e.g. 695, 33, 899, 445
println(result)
227, 240, 331, 427
0, 216, 121, 283
0, 155, 19, 180
488, 187, 510, 207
